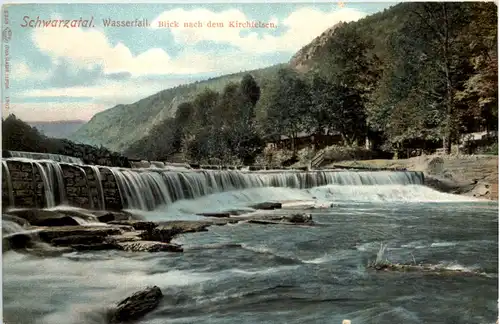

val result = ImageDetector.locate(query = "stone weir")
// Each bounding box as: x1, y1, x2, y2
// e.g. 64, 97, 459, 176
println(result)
2, 158, 425, 211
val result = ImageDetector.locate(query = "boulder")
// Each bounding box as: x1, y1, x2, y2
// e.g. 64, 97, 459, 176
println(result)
223, 209, 251, 216
141, 221, 211, 242
94, 211, 133, 223
7, 209, 80, 226
7, 209, 98, 226
196, 212, 231, 218
105, 232, 143, 244
71, 243, 118, 251
3, 233, 35, 251
117, 241, 183, 253
3, 214, 30, 227
50, 235, 106, 246
250, 202, 282, 210
37, 226, 124, 243
368, 262, 486, 277
108, 220, 158, 231
37, 216, 81, 227
109, 286, 163, 323
283, 213, 313, 224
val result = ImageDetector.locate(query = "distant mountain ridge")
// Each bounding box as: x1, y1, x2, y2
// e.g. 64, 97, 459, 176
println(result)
69, 65, 284, 152
70, 2, 413, 154
29, 120, 86, 139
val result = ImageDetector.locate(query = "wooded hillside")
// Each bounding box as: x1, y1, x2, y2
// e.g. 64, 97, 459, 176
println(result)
124, 2, 497, 163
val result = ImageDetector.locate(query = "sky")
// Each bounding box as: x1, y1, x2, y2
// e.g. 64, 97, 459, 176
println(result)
2, 2, 395, 122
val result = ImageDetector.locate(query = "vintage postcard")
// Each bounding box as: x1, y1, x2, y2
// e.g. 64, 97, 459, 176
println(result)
1, 1, 498, 323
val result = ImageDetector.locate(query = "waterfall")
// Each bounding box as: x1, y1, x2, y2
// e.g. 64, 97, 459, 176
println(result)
32, 161, 56, 208
7, 151, 83, 164
111, 169, 424, 210
2, 157, 425, 211
43, 161, 67, 205
88, 165, 105, 210
2, 160, 15, 207
2, 220, 26, 235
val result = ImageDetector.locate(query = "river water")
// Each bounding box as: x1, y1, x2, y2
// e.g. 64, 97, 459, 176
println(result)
3, 184, 498, 324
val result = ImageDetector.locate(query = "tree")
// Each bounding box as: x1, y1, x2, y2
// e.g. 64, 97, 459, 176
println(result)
264, 67, 311, 154
317, 23, 381, 93
308, 73, 367, 145
173, 102, 195, 152
192, 88, 219, 128
237, 74, 264, 163
454, 2, 498, 134
408, 2, 476, 153
366, 26, 446, 153
311, 24, 381, 146
240, 73, 261, 121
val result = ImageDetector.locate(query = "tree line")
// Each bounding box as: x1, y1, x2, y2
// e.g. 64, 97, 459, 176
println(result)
125, 2, 497, 163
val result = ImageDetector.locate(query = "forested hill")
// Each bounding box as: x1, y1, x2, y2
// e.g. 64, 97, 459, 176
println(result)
68, 65, 284, 152
76, 2, 497, 163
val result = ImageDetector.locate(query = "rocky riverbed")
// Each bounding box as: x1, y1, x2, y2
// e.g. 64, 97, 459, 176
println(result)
3, 194, 496, 324
3, 203, 318, 256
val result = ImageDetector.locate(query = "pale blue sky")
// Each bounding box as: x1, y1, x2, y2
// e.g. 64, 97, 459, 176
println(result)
2, 2, 396, 121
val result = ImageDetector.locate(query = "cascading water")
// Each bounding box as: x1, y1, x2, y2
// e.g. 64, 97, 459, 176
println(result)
7, 151, 83, 164
32, 161, 56, 208
88, 165, 105, 210
110, 169, 425, 210
2, 156, 430, 211
2, 160, 15, 206
43, 161, 67, 205
2, 220, 25, 235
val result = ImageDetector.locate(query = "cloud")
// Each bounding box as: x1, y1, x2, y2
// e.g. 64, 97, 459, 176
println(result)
151, 7, 367, 53
19, 76, 199, 107
12, 75, 206, 121
30, 6, 366, 78
18, 6, 369, 121
10, 61, 48, 81
31, 22, 274, 77
4, 101, 108, 122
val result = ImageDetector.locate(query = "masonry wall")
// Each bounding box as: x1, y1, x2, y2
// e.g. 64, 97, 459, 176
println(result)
2, 160, 123, 211
99, 167, 123, 211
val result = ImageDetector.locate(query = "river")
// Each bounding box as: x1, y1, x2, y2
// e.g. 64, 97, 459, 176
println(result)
3, 179, 498, 324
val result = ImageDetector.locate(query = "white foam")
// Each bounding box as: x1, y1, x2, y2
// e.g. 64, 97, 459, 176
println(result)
302, 254, 333, 264
309, 184, 482, 203
430, 242, 457, 248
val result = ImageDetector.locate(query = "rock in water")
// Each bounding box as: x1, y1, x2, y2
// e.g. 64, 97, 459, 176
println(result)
196, 212, 231, 218
108, 220, 158, 231
117, 241, 183, 252
109, 286, 163, 323
3, 214, 31, 228
250, 202, 282, 210
283, 213, 313, 224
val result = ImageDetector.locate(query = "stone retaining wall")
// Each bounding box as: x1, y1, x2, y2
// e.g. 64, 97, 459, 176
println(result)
2, 160, 123, 210
8, 161, 35, 207
60, 164, 91, 209
99, 167, 123, 211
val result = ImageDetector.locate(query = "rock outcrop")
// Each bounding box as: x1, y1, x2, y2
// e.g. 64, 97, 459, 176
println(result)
3, 208, 316, 254
368, 262, 489, 277
250, 202, 283, 210
289, 23, 345, 73
109, 286, 163, 323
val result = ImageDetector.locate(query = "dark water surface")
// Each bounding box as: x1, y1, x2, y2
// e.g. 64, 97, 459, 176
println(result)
3, 187, 498, 324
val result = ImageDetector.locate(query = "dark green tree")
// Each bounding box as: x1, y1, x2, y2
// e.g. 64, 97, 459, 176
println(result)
407, 2, 477, 153
264, 67, 311, 154
309, 72, 367, 146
